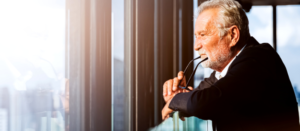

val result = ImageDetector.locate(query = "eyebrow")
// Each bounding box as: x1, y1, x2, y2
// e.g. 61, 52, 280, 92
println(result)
194, 29, 208, 35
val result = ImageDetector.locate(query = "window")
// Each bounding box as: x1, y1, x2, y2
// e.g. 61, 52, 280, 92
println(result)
112, 0, 125, 130
3, 1, 299, 131
247, 6, 273, 45
0, 0, 67, 130
246, 5, 300, 117
277, 5, 300, 108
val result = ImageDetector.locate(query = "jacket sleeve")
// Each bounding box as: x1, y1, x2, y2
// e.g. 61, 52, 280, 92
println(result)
177, 72, 217, 118
169, 58, 266, 119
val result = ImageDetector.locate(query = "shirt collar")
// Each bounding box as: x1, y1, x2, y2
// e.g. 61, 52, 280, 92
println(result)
215, 44, 247, 80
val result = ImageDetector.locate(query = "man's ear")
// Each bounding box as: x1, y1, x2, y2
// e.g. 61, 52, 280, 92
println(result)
228, 25, 240, 48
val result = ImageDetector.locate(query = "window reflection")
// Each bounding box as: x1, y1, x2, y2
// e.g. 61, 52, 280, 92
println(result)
112, 0, 125, 130
0, 0, 67, 131
277, 5, 300, 107
247, 6, 273, 45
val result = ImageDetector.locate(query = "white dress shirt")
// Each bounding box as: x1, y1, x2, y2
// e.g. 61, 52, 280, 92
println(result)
215, 45, 247, 80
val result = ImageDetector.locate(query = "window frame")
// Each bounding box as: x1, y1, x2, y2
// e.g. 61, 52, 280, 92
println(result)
67, 0, 112, 130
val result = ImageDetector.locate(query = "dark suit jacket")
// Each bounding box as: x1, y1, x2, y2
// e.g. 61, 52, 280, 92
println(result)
169, 37, 300, 131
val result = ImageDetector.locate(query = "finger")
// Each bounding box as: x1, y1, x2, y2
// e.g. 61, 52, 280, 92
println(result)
162, 113, 169, 121
173, 91, 178, 96
163, 81, 167, 96
180, 117, 185, 121
177, 71, 186, 86
185, 88, 190, 93
166, 115, 169, 120
177, 71, 184, 80
172, 77, 179, 91
178, 89, 184, 93
188, 86, 193, 91
162, 110, 165, 120
167, 79, 173, 96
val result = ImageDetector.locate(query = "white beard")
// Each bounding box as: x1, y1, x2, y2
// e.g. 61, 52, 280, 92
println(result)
199, 44, 232, 70
201, 58, 212, 68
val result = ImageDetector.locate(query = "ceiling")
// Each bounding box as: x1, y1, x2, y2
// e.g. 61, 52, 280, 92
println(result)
199, 0, 300, 5
198, 0, 300, 12
240, 0, 300, 5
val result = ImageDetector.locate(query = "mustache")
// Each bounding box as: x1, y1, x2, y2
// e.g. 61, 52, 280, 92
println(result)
198, 49, 206, 55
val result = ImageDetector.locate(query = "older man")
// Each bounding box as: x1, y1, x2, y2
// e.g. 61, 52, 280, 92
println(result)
161, 0, 300, 130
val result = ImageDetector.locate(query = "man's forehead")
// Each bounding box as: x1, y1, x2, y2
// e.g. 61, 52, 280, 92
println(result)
195, 8, 219, 31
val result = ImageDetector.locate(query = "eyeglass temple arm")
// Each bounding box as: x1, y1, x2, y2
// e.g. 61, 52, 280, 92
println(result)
179, 57, 208, 91
178, 56, 201, 86
182, 56, 201, 73
166, 57, 208, 120
185, 57, 208, 88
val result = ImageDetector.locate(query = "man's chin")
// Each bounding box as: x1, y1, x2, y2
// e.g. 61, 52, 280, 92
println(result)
201, 62, 210, 68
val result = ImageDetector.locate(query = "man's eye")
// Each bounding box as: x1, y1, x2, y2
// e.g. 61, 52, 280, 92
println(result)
201, 34, 205, 36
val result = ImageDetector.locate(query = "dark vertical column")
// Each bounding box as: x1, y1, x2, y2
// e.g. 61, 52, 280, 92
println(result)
84, 1, 91, 131
154, 0, 176, 126
273, 5, 277, 51
125, 0, 194, 130
90, 0, 112, 131
173, 0, 180, 76
178, 0, 194, 130
136, 0, 155, 130
124, 0, 136, 130
153, 0, 194, 127
125, 0, 155, 130
68, 0, 112, 130
181, 0, 194, 86
126, 0, 156, 130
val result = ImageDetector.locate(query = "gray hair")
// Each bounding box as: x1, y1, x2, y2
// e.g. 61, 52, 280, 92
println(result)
197, 0, 250, 43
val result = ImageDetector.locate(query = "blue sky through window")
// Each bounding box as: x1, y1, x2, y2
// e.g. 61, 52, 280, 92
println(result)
247, 5, 300, 92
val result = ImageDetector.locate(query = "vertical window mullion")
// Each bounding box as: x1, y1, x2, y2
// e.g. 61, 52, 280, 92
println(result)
68, 0, 112, 130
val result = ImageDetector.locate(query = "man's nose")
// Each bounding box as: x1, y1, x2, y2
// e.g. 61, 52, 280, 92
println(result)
194, 39, 202, 51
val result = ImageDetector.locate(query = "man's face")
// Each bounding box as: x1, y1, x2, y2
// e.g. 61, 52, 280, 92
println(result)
194, 8, 232, 70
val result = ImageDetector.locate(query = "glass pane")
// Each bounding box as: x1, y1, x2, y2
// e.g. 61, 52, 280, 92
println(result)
0, 0, 67, 131
277, 5, 300, 113
247, 6, 273, 46
112, 0, 125, 130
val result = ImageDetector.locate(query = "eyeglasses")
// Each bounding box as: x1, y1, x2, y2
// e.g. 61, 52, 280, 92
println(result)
178, 56, 208, 91
166, 56, 209, 120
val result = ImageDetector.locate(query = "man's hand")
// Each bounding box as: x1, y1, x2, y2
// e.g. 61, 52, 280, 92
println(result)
162, 99, 187, 121
163, 71, 193, 102
162, 100, 173, 120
